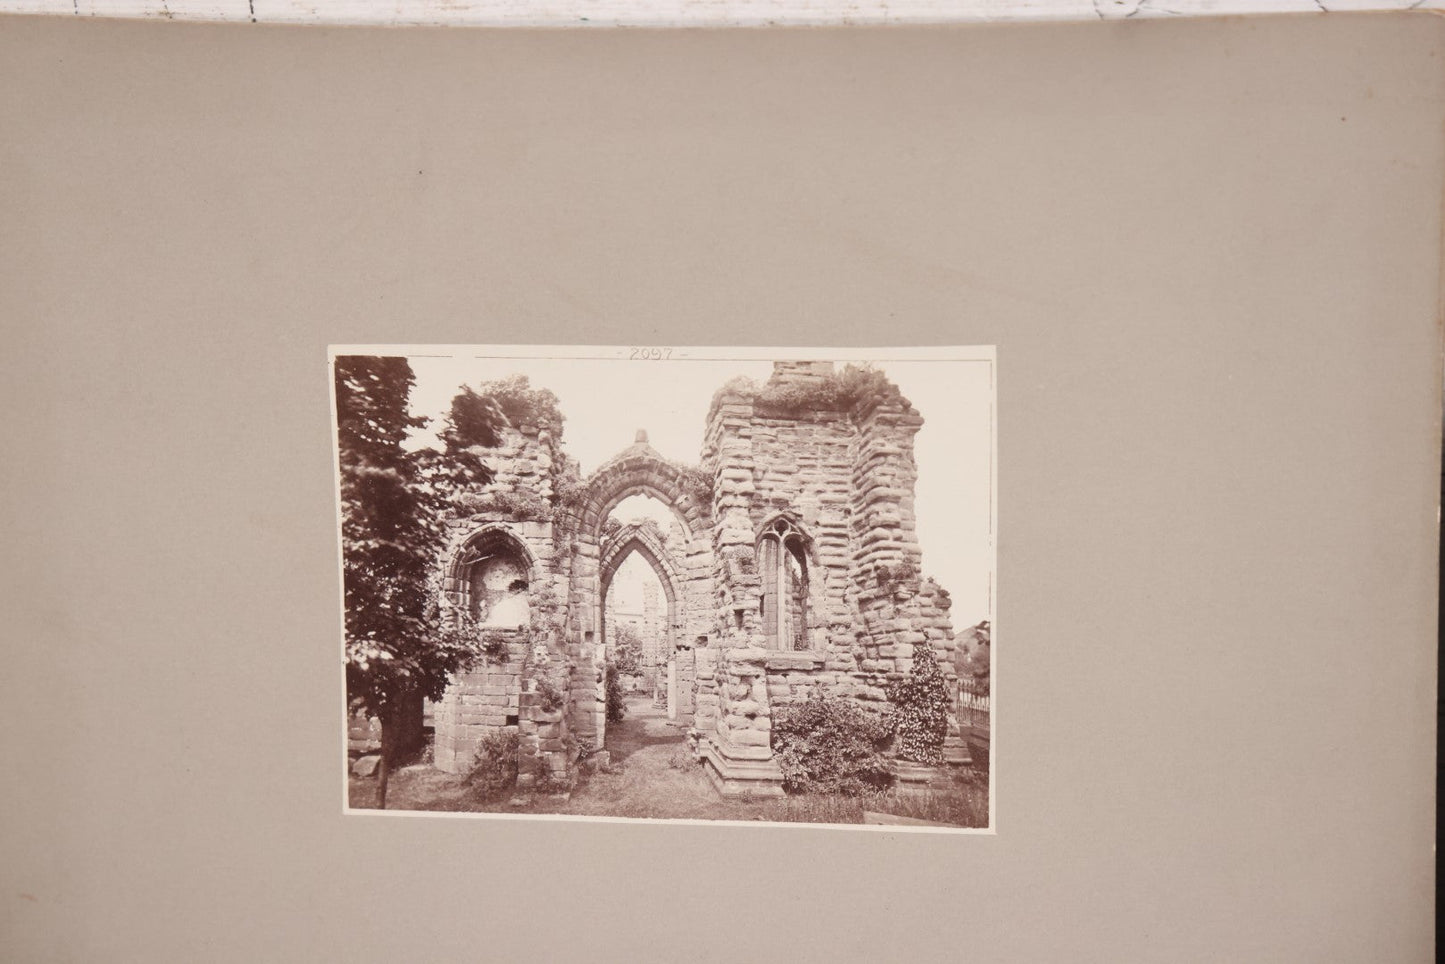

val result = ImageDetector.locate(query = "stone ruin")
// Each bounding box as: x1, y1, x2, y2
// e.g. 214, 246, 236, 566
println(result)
427, 360, 972, 796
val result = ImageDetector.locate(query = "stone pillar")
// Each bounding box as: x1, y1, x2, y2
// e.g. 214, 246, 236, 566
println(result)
696, 646, 784, 798
666, 659, 678, 720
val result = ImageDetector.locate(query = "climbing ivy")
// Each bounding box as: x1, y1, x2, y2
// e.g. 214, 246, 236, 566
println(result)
887, 642, 951, 765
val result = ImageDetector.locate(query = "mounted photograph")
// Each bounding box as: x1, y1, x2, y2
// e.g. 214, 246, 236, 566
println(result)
332, 345, 995, 831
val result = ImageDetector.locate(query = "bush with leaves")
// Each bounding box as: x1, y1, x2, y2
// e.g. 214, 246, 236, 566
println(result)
748, 363, 909, 418
771, 693, 895, 795
873, 559, 920, 595
678, 464, 714, 505
605, 663, 626, 723
887, 643, 952, 765
835, 363, 896, 410
468, 729, 521, 800
456, 489, 553, 522
534, 676, 565, 714
722, 545, 758, 576
477, 628, 512, 664
963, 620, 990, 696
552, 472, 586, 515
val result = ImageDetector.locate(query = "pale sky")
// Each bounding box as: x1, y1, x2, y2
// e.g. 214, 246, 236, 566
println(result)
388, 347, 994, 627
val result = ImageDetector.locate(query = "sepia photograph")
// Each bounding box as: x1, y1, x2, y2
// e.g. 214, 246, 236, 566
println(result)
332, 345, 995, 830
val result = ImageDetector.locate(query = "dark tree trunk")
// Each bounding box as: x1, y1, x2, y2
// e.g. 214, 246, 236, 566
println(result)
377, 712, 396, 810
392, 690, 426, 762
375, 689, 426, 811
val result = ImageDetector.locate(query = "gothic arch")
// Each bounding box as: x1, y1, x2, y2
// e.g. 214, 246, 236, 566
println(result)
599, 523, 683, 607
599, 524, 685, 667
562, 434, 712, 540
562, 434, 718, 744
444, 522, 538, 622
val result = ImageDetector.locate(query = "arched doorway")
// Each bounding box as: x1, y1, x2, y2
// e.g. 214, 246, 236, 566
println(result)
600, 522, 685, 718
560, 431, 716, 749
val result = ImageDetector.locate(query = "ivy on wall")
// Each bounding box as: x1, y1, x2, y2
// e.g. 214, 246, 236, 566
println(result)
887, 642, 951, 765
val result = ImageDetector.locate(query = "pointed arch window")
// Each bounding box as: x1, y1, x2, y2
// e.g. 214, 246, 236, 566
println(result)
758, 517, 809, 651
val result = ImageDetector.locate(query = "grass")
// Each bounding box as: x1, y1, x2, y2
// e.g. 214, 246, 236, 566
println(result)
349, 697, 989, 829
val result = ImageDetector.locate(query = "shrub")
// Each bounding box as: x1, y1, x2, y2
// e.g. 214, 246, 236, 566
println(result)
966, 621, 990, 696
468, 729, 520, 800
874, 559, 919, 595
754, 379, 843, 414
478, 629, 511, 663
552, 473, 586, 515
771, 694, 895, 795
534, 676, 565, 714
457, 489, 553, 522
678, 464, 714, 505
604, 663, 626, 723
835, 363, 895, 410
888, 643, 951, 765
614, 641, 642, 676
534, 766, 574, 795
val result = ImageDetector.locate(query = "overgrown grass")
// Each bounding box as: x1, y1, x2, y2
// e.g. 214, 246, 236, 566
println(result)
350, 758, 989, 828
862, 775, 989, 827
348, 698, 989, 828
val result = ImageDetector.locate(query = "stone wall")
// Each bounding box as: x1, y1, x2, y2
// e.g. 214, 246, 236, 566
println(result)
559, 431, 718, 747
432, 417, 585, 778
690, 361, 965, 794
432, 629, 530, 773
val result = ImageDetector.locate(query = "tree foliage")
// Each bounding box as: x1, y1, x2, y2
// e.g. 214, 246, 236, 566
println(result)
430, 375, 568, 519
334, 355, 482, 803
443, 375, 564, 449
961, 620, 990, 695
610, 622, 644, 675
467, 729, 521, 801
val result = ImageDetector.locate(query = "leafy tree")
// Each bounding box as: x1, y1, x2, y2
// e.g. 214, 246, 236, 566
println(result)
443, 375, 564, 450
610, 622, 644, 675
953, 619, 991, 696
335, 355, 484, 807
428, 375, 565, 517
